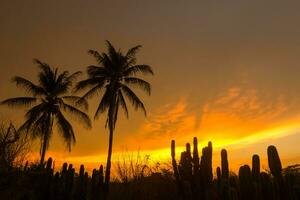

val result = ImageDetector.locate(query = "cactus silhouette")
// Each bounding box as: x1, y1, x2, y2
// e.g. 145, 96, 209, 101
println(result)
221, 149, 229, 180
252, 154, 260, 181
170, 138, 299, 200
267, 145, 282, 178
3, 139, 299, 200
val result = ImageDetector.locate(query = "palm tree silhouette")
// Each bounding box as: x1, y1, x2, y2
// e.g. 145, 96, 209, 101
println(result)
76, 41, 153, 195
1, 59, 91, 165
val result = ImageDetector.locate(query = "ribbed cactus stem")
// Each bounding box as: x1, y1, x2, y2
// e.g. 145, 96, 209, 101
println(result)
267, 145, 282, 178
62, 162, 68, 173
99, 165, 104, 185
186, 143, 191, 157
207, 141, 213, 183
221, 149, 229, 179
216, 166, 221, 181
171, 139, 181, 183
79, 164, 85, 177
193, 137, 199, 164
239, 165, 254, 200
171, 140, 176, 158
252, 154, 260, 180
46, 157, 52, 170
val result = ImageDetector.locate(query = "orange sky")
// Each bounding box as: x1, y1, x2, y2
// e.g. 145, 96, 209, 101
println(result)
0, 0, 300, 173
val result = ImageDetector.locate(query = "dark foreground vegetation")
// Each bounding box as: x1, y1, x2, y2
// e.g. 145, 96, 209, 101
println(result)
171, 137, 300, 200
0, 137, 300, 200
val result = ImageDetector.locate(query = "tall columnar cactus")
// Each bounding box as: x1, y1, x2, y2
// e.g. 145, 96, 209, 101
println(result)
216, 167, 221, 182
99, 165, 104, 187
239, 165, 254, 200
260, 172, 275, 200
65, 164, 75, 199
216, 166, 222, 196
220, 149, 230, 200
171, 140, 176, 159
267, 145, 282, 178
171, 138, 215, 199
46, 157, 53, 171
221, 149, 229, 179
91, 166, 105, 200
179, 143, 193, 182
79, 164, 84, 177
52, 171, 60, 198
252, 154, 260, 181
200, 142, 213, 183
171, 140, 180, 183
267, 145, 289, 199
192, 137, 200, 170
40, 157, 53, 200
74, 164, 87, 200
207, 141, 213, 183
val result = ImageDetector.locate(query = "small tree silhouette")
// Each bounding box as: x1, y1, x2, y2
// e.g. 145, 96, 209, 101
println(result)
1, 59, 91, 165
76, 40, 153, 196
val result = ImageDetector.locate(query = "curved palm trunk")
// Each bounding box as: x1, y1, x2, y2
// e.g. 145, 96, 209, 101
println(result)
40, 135, 48, 166
40, 115, 53, 166
40, 131, 48, 166
104, 127, 114, 198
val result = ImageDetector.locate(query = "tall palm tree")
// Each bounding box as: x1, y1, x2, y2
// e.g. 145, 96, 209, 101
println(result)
1, 59, 91, 165
76, 41, 153, 194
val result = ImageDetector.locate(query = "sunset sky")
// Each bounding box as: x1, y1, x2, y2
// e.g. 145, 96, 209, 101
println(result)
1, 0, 300, 172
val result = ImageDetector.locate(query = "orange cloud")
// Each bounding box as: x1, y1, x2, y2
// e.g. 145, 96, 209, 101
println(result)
134, 99, 197, 148
198, 86, 289, 141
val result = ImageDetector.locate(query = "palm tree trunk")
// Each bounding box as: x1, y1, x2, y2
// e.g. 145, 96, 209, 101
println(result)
104, 127, 114, 198
40, 115, 53, 166
40, 134, 47, 166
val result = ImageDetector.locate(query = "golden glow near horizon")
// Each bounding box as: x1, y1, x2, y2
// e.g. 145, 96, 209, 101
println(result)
27, 113, 300, 173
1, 1, 300, 173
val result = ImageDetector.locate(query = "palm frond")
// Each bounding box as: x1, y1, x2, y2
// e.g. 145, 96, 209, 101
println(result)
105, 40, 118, 56
55, 71, 82, 96
37, 63, 56, 93
101, 52, 114, 71
124, 77, 151, 95
121, 85, 146, 116
20, 103, 47, 137
31, 113, 52, 141
75, 77, 104, 92
68, 71, 82, 81
12, 76, 46, 96
61, 96, 89, 110
24, 103, 46, 120
123, 65, 154, 76
34, 59, 52, 78
87, 66, 109, 77
53, 70, 70, 95
126, 45, 142, 59
94, 90, 111, 119
80, 83, 104, 100
88, 50, 104, 63
56, 70, 69, 85
55, 111, 75, 151
59, 101, 91, 129
1, 97, 37, 107
119, 90, 129, 118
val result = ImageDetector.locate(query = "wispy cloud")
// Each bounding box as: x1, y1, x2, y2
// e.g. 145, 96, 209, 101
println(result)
125, 99, 198, 148
199, 86, 289, 140
130, 85, 292, 149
